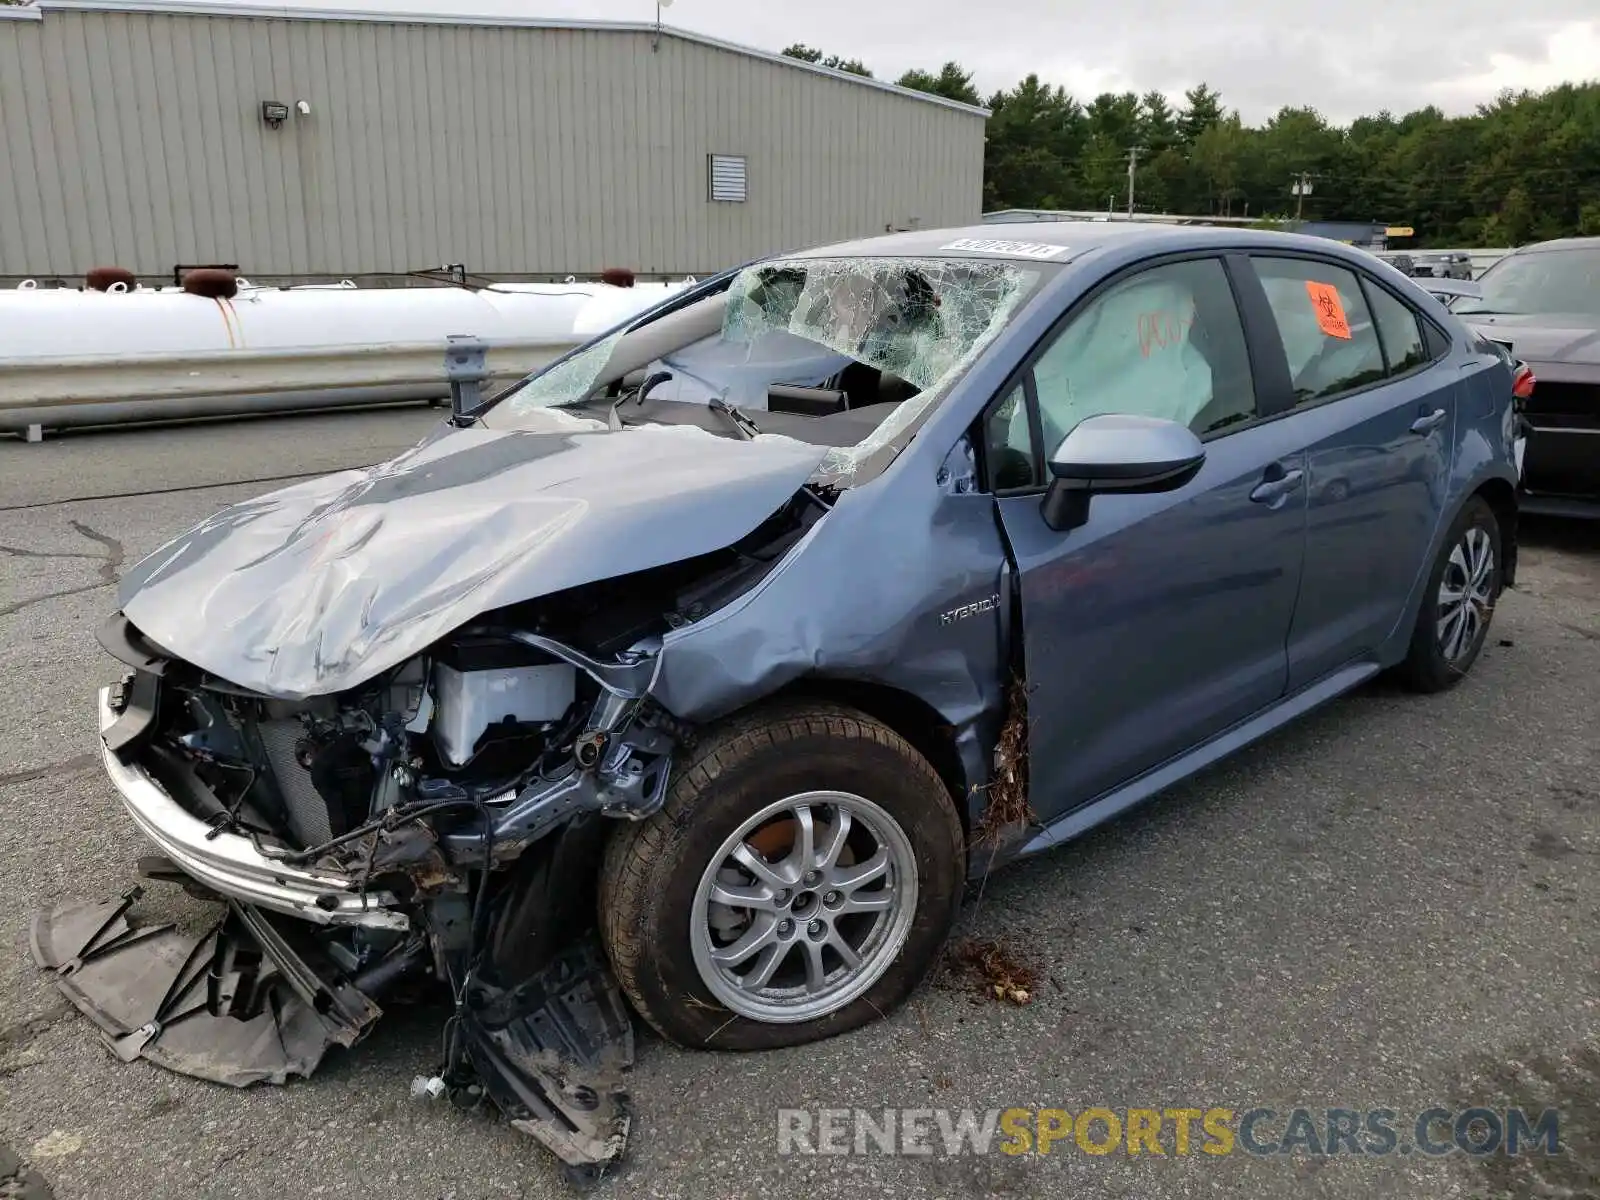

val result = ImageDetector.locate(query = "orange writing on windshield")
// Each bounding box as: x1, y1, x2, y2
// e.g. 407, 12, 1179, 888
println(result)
1305, 281, 1352, 339
1138, 306, 1198, 357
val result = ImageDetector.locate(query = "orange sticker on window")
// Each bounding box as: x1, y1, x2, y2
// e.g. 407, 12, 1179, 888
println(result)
1305, 281, 1352, 339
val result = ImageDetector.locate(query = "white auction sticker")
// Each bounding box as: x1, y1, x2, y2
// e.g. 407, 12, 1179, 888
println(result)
938, 237, 1071, 260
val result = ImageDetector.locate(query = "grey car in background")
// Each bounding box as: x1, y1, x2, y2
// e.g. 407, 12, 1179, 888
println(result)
1409, 250, 1475, 280
1454, 236, 1600, 516
37, 222, 1523, 1179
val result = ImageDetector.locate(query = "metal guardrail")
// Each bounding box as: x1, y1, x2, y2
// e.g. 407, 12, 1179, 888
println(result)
0, 336, 578, 440
1383, 248, 1510, 279
1, 269, 709, 292
1463, 249, 1509, 276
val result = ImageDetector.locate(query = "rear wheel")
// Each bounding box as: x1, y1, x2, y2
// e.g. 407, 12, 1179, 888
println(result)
598, 701, 964, 1049
1396, 495, 1501, 692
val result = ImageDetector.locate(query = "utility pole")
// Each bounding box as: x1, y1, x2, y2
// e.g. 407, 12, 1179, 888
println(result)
1291, 172, 1315, 220
1126, 146, 1142, 217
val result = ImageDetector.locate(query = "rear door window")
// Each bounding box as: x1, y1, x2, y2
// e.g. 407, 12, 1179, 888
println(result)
1363, 282, 1430, 375
1253, 257, 1386, 404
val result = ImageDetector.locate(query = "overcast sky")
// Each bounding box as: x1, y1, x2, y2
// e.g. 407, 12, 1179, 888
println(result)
255, 0, 1598, 124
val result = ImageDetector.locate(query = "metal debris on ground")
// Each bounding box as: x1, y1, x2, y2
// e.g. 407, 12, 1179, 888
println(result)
942, 936, 1037, 1006
0, 1141, 54, 1200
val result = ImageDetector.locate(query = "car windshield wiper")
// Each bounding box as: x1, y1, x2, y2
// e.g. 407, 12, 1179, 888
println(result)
708, 396, 762, 440
608, 370, 673, 431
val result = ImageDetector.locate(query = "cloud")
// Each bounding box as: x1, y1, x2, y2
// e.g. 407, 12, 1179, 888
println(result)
251, 0, 1598, 124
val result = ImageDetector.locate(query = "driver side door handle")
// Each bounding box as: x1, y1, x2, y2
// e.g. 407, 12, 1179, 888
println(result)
1410, 408, 1448, 435
1250, 467, 1305, 505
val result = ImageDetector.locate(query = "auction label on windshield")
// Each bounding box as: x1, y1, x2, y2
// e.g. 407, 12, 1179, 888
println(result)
939, 238, 1071, 260
1305, 281, 1352, 339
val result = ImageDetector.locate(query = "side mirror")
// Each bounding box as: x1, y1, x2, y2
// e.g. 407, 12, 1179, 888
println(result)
1041, 413, 1206, 531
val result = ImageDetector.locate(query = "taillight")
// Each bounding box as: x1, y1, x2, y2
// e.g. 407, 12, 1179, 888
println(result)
1512, 364, 1536, 399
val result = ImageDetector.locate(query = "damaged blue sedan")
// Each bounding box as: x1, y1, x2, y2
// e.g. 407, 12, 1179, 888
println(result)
35, 222, 1524, 1179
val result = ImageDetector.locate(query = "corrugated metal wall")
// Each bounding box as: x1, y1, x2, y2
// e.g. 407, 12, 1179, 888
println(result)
0, 6, 986, 278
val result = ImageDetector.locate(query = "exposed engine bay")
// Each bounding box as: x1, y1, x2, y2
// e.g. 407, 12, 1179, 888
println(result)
32, 487, 830, 1185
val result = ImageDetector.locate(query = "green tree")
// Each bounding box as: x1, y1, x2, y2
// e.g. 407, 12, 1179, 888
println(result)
1140, 91, 1179, 151
1193, 113, 1250, 215
972, 67, 1597, 244
1080, 92, 1144, 208
780, 42, 872, 77
1178, 83, 1226, 145
982, 76, 1087, 210
897, 62, 982, 107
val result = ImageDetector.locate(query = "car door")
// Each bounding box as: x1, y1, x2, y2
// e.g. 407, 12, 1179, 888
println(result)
985, 255, 1309, 825
1240, 255, 1459, 687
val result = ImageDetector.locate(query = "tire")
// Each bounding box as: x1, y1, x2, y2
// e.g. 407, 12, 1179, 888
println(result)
1395, 495, 1502, 693
598, 700, 965, 1050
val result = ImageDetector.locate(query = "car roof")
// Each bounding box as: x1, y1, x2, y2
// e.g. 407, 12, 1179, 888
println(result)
787, 220, 1360, 265
1508, 236, 1600, 255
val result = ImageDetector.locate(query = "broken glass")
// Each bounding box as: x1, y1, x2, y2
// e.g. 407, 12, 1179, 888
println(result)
722, 257, 1038, 482
503, 327, 628, 412
495, 255, 1039, 484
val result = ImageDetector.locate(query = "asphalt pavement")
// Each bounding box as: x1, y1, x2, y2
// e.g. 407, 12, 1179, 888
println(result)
1, 410, 1596, 1200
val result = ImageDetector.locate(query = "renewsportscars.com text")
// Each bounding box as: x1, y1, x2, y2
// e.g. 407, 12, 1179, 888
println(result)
776, 1106, 1563, 1158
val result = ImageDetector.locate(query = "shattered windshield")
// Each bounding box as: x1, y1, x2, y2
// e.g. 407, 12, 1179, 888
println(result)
482, 255, 1046, 483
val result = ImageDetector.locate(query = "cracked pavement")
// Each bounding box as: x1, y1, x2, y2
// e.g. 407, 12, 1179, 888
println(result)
0, 520, 125, 621
1, 410, 1597, 1200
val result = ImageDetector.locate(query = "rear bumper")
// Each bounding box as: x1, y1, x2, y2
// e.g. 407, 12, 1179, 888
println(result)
98, 683, 408, 930
1518, 492, 1600, 519
1520, 423, 1600, 516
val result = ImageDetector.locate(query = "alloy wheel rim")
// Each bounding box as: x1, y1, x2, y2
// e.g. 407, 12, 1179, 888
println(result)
1437, 526, 1495, 663
689, 790, 918, 1024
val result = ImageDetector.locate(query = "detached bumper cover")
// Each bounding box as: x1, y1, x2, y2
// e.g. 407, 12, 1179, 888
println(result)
96, 683, 407, 930
30, 889, 383, 1086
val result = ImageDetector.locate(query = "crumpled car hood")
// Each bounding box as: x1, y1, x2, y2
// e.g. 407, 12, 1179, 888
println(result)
118, 421, 828, 698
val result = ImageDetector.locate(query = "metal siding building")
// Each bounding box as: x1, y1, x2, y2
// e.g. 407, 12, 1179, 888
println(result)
0, 1, 987, 279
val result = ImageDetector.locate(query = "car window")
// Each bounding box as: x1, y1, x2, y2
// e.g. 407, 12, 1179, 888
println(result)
983, 383, 1039, 490
1455, 246, 1600, 316
1254, 257, 1386, 404
1364, 281, 1430, 375
1028, 258, 1256, 458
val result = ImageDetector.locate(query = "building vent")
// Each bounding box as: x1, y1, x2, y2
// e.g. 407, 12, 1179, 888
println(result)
708, 154, 748, 203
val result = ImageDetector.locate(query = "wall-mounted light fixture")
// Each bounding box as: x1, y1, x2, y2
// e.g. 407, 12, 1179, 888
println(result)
261, 101, 289, 129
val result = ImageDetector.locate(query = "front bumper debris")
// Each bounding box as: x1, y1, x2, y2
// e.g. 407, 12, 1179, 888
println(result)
452, 941, 635, 1179
60, 668, 646, 1180
34, 886, 639, 1179
31, 888, 383, 1086
96, 683, 408, 930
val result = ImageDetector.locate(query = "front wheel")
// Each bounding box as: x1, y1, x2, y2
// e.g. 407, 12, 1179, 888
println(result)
1396, 495, 1502, 692
598, 701, 965, 1050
